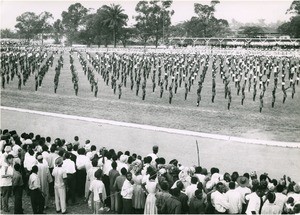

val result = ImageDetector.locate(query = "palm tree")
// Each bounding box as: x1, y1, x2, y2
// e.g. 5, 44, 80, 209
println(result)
102, 4, 128, 47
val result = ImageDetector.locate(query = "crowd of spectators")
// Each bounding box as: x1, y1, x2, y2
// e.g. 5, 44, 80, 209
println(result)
0, 129, 300, 214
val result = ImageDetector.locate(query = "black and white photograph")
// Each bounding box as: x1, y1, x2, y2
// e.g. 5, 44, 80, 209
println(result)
1, 0, 300, 214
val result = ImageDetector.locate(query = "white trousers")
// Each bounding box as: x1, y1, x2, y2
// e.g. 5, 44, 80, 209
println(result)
55, 186, 66, 213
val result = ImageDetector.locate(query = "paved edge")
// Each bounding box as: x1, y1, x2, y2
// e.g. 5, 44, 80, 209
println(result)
1, 105, 300, 148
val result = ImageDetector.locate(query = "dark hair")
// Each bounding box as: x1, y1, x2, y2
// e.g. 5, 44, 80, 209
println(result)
176, 181, 184, 190
73, 144, 79, 151
197, 182, 203, 191
65, 152, 70, 159
46, 136, 51, 142
91, 145, 96, 151
14, 163, 21, 171
266, 192, 276, 203
92, 159, 98, 167
276, 184, 284, 193
121, 167, 127, 175
124, 151, 130, 156
74, 136, 79, 141
161, 181, 169, 191
111, 161, 117, 169
172, 188, 180, 197
229, 181, 236, 189
231, 172, 239, 182
195, 166, 202, 174
32, 165, 38, 173
78, 148, 86, 155
191, 176, 198, 184
58, 150, 64, 157
42, 145, 48, 152
28, 148, 34, 156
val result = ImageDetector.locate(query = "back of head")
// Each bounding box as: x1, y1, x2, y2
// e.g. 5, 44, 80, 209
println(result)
121, 167, 127, 176
266, 192, 276, 203
176, 180, 184, 191
191, 176, 198, 184
229, 181, 236, 190
172, 187, 181, 197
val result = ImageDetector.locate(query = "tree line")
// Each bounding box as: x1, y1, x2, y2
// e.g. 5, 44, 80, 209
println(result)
1, 0, 300, 47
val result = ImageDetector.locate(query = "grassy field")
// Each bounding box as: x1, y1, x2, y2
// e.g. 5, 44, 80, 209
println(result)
1, 50, 300, 142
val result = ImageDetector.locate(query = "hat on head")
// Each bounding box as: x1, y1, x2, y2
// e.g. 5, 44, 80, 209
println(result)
237, 176, 250, 187
24, 139, 33, 144
4, 145, 12, 153
294, 183, 300, 193
55, 157, 63, 166
37, 155, 43, 160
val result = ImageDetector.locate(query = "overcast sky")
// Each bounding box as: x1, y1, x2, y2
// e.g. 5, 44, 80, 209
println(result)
0, 0, 293, 30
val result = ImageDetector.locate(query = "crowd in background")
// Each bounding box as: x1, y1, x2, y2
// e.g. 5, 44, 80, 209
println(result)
0, 129, 300, 214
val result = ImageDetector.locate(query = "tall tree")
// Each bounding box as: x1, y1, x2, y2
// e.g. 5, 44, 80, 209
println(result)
36, 11, 53, 44
102, 4, 128, 47
53, 19, 64, 44
15, 12, 40, 41
15, 11, 53, 42
61, 3, 88, 45
277, 0, 300, 38
135, 0, 174, 47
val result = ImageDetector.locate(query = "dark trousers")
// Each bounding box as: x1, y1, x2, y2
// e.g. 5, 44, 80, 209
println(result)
76, 169, 86, 198
66, 173, 76, 204
30, 189, 45, 214
122, 198, 133, 214
49, 167, 54, 197
102, 175, 111, 207
13, 186, 23, 214
117, 193, 123, 214
1, 186, 12, 212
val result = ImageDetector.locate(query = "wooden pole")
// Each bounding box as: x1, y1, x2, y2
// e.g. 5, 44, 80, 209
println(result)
196, 140, 200, 166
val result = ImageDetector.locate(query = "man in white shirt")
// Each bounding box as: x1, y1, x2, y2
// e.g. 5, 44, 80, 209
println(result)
121, 172, 134, 214
76, 148, 91, 198
147, 145, 159, 166
28, 165, 45, 214
62, 152, 76, 205
0, 154, 14, 212
185, 176, 198, 204
245, 186, 265, 215
52, 157, 67, 214
225, 181, 243, 214
236, 176, 251, 213
211, 182, 230, 213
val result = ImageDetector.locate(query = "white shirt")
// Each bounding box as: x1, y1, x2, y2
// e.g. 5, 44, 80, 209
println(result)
275, 192, 287, 213
245, 192, 262, 215
185, 184, 198, 204
48, 152, 59, 169
102, 158, 112, 176
24, 153, 37, 171
235, 186, 251, 204
261, 201, 281, 215
0, 163, 13, 187
89, 179, 105, 202
225, 189, 243, 214
52, 166, 67, 188
42, 151, 51, 167
121, 179, 133, 199
76, 155, 91, 170
211, 190, 230, 213
28, 173, 41, 190
62, 159, 76, 174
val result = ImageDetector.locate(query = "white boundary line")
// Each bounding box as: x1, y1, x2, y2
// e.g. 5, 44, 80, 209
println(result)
1, 105, 300, 148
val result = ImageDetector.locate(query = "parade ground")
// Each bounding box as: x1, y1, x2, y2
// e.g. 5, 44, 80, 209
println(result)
1, 50, 300, 182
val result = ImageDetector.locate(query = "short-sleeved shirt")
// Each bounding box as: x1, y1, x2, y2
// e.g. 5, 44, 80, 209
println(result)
52, 166, 67, 188
89, 179, 105, 202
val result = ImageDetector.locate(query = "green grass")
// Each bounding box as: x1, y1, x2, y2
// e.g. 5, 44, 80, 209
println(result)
1, 51, 300, 142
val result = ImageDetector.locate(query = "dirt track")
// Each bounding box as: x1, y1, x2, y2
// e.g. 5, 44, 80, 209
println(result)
1, 107, 300, 182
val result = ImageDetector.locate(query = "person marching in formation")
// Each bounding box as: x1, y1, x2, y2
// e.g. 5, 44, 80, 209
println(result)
1, 44, 300, 112
118, 83, 122, 99
259, 92, 264, 113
